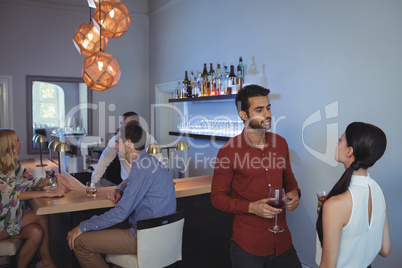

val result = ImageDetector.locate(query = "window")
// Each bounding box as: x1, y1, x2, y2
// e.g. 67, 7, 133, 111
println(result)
32, 81, 65, 128
0, 75, 13, 128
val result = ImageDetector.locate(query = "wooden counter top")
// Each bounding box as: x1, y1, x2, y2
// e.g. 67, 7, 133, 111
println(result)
174, 175, 212, 198
22, 159, 212, 215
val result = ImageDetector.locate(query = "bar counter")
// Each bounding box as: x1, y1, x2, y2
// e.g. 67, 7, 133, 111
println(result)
22, 158, 230, 268
21, 159, 212, 215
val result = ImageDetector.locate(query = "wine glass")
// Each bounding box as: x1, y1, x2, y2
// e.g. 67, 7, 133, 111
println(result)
44, 168, 57, 190
267, 187, 286, 233
316, 190, 328, 215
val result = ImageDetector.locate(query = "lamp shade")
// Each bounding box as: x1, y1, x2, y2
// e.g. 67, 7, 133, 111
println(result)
146, 144, 162, 155
82, 51, 121, 91
92, 2, 130, 38
54, 142, 70, 152
73, 22, 109, 56
33, 134, 47, 143
175, 141, 189, 151
48, 140, 60, 150
87, 0, 121, 8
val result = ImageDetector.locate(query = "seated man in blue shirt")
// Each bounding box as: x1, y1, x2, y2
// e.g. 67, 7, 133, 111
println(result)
67, 122, 176, 268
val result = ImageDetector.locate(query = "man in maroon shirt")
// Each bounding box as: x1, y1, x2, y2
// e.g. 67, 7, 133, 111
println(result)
211, 84, 302, 267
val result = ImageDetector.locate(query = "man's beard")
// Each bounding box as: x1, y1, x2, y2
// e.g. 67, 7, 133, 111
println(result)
248, 117, 271, 131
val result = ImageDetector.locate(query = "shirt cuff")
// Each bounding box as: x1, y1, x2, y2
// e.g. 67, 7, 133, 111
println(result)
80, 220, 90, 233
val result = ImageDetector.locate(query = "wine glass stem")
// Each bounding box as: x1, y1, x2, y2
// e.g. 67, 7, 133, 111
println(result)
274, 215, 278, 227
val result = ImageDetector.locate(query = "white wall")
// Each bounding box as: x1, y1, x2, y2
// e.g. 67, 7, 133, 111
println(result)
0, 0, 149, 155
149, 0, 402, 267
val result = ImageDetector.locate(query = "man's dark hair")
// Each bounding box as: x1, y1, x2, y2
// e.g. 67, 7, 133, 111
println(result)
120, 121, 146, 151
235, 84, 270, 115
122, 111, 139, 124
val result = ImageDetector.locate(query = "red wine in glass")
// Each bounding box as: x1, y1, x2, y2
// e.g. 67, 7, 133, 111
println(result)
267, 187, 286, 233
267, 199, 286, 209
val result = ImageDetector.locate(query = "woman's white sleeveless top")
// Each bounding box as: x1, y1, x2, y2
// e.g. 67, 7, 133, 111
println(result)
337, 175, 386, 267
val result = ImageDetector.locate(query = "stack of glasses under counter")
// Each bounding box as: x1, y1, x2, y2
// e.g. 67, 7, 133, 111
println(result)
175, 57, 245, 99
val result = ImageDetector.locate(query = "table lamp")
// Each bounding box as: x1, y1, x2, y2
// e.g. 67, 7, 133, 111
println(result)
54, 142, 70, 174
48, 140, 60, 162
33, 134, 47, 167
147, 141, 189, 170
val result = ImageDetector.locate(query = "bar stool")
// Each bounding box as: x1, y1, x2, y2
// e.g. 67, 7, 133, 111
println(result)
106, 210, 184, 268
0, 238, 23, 268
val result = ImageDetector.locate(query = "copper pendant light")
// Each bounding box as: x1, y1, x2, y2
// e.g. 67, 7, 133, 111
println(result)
92, 1, 130, 38
87, 0, 121, 8
82, 51, 121, 91
72, 22, 109, 56
81, 0, 122, 91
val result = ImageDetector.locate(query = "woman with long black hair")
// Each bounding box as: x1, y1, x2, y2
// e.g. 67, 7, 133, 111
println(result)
316, 122, 391, 267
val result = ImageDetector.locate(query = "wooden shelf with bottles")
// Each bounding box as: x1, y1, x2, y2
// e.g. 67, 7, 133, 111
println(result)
168, 94, 236, 103
169, 131, 232, 142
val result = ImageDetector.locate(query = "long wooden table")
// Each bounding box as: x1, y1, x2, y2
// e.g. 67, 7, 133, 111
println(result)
22, 159, 212, 215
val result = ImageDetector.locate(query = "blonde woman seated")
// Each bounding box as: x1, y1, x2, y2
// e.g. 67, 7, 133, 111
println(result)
0, 129, 71, 268
316, 122, 391, 268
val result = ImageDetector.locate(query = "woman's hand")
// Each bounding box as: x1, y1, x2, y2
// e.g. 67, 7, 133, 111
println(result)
43, 185, 68, 197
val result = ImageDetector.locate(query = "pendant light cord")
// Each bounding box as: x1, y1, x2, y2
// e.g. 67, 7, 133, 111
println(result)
99, 0, 102, 52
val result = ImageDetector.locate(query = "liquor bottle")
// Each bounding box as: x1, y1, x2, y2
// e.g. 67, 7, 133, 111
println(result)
215, 64, 222, 95
198, 72, 205, 97
238, 56, 245, 81
209, 63, 214, 77
189, 70, 195, 98
175, 81, 181, 98
189, 70, 194, 87
181, 81, 187, 98
184, 71, 189, 87
222, 68, 229, 95
202, 63, 208, 79
207, 64, 214, 96
202, 64, 209, 96
194, 72, 201, 97
236, 65, 243, 91
229, 65, 237, 94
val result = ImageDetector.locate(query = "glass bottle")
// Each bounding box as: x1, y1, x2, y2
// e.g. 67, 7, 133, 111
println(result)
184, 71, 189, 87
202, 64, 209, 96
194, 72, 201, 97
229, 64, 237, 93
202, 63, 208, 79
181, 81, 187, 98
209, 63, 214, 77
215, 64, 222, 95
238, 56, 245, 81
175, 81, 181, 98
236, 65, 243, 91
198, 72, 205, 97
222, 68, 229, 95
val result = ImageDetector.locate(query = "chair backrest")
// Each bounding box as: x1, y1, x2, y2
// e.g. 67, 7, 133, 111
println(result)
136, 210, 184, 268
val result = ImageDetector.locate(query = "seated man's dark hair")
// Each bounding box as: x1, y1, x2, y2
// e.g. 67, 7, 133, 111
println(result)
120, 121, 146, 151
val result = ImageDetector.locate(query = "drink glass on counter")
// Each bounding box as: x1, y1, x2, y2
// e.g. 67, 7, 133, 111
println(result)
316, 190, 328, 214
86, 181, 97, 197
44, 168, 57, 191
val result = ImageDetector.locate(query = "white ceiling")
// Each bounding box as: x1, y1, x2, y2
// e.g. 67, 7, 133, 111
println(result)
12, 0, 174, 14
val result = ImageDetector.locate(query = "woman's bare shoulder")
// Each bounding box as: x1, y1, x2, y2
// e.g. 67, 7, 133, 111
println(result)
323, 191, 352, 226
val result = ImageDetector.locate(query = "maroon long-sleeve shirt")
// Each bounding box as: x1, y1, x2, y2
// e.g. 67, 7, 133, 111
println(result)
211, 129, 301, 256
